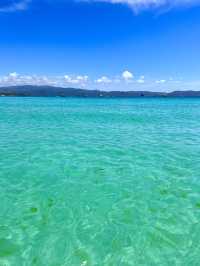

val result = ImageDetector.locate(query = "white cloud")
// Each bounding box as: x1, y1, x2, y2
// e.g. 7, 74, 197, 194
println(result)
95, 76, 112, 83
1, 0, 200, 13
76, 75, 89, 82
1, 72, 199, 92
0, 73, 59, 86
137, 75, 145, 83
64, 75, 79, 84
0, 0, 30, 12
0, 72, 59, 86
64, 74, 89, 85
64, 75, 72, 82
81, 0, 200, 11
155, 79, 166, 84
9, 72, 19, 78
0, 73, 89, 87
122, 70, 134, 80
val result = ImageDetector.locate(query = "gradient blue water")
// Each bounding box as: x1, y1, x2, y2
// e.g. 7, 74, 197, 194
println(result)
0, 97, 200, 265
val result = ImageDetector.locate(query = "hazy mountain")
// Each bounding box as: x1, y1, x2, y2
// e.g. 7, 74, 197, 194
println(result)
0, 86, 200, 97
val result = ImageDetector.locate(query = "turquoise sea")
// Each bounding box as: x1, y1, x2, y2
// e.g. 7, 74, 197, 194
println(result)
0, 97, 200, 266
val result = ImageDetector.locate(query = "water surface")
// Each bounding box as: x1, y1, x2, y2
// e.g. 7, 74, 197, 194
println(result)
0, 97, 200, 265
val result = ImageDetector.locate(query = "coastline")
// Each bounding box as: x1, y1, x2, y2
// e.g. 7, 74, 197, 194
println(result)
1, 86, 200, 97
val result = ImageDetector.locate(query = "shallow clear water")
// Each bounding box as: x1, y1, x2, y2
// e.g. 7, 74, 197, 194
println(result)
0, 97, 200, 266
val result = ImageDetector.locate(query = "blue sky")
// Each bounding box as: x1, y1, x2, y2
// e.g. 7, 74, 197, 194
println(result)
0, 0, 200, 91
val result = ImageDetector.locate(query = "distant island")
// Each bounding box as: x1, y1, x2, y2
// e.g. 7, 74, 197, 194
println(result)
0, 85, 200, 97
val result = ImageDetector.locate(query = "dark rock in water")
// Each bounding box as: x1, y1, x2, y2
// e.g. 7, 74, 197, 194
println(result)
0, 85, 200, 97
30, 207, 38, 213
196, 202, 200, 209
47, 198, 54, 208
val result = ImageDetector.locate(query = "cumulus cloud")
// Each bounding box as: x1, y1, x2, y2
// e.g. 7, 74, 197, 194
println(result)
0, 73, 89, 87
1, 72, 196, 92
122, 70, 134, 81
64, 74, 88, 85
137, 75, 145, 83
0, 72, 58, 86
95, 76, 112, 83
9, 72, 19, 78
